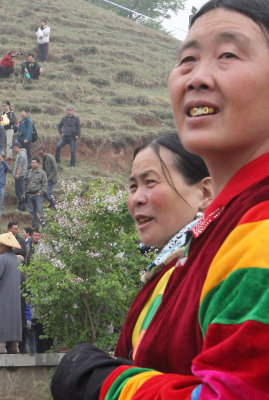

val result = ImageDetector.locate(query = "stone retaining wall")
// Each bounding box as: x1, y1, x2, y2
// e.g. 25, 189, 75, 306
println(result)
0, 353, 64, 400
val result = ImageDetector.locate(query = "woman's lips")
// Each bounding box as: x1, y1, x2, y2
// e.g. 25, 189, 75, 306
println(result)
184, 101, 220, 118
135, 215, 154, 226
189, 106, 217, 117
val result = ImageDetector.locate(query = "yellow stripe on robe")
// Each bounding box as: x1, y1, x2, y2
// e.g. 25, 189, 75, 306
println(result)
118, 370, 163, 400
132, 267, 175, 348
200, 219, 269, 304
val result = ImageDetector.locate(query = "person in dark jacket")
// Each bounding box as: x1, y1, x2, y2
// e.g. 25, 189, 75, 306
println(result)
21, 54, 42, 80
55, 105, 81, 167
7, 222, 26, 259
38, 145, 58, 207
0, 154, 9, 217
17, 108, 32, 167
22, 157, 48, 230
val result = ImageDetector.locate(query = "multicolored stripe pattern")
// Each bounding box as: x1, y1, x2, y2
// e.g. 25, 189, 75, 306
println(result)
100, 201, 269, 399
100, 155, 269, 400
132, 267, 175, 359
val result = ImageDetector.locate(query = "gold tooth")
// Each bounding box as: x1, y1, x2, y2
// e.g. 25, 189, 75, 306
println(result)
190, 107, 215, 117
190, 107, 199, 117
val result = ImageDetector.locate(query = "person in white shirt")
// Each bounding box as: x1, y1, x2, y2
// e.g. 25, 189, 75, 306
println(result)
36, 19, 50, 62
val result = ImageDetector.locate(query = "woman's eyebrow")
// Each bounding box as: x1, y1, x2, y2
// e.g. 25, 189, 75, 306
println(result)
178, 39, 201, 59
129, 170, 158, 182
177, 31, 250, 59
217, 31, 251, 48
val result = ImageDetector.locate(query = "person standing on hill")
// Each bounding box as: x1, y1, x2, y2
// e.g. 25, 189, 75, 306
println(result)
17, 108, 32, 167
12, 142, 27, 212
56, 105, 81, 167
0, 154, 9, 217
1, 101, 17, 161
189, 6, 197, 29
36, 19, 50, 62
38, 145, 58, 208
23, 157, 47, 230
0, 124, 6, 156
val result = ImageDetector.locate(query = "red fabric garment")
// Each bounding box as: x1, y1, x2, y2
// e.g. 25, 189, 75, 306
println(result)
114, 261, 177, 361
115, 175, 269, 376
0, 55, 15, 68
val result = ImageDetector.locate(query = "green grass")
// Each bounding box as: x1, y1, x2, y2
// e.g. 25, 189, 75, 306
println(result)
0, 0, 179, 150
0, 0, 180, 229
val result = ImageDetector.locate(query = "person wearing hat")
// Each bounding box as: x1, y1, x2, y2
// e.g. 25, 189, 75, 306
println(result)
12, 141, 27, 211
0, 233, 22, 354
55, 105, 81, 167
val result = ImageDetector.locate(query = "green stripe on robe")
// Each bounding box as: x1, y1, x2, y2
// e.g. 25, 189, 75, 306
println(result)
199, 267, 269, 338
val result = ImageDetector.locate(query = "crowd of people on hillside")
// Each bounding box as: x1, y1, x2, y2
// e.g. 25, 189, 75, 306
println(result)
0, 100, 81, 228
0, 18, 49, 80
0, 99, 81, 353
0, 222, 52, 354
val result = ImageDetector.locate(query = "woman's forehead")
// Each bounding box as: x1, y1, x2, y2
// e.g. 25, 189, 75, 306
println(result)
184, 8, 266, 48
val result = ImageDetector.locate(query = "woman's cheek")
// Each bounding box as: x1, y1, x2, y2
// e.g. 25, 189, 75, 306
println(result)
149, 186, 167, 210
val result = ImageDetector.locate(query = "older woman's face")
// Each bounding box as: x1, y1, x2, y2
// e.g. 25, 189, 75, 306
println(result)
127, 146, 205, 248
169, 9, 269, 161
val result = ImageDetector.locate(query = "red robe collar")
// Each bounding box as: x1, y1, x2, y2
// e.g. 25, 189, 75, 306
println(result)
193, 152, 269, 238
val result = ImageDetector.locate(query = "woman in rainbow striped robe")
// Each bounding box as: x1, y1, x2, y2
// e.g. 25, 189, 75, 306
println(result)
51, 0, 269, 399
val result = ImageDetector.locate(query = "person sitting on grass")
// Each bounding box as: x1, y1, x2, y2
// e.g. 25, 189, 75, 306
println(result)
21, 54, 42, 80
0, 52, 15, 78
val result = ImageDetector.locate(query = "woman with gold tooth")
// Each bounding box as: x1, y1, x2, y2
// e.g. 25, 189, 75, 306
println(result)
51, 1, 269, 399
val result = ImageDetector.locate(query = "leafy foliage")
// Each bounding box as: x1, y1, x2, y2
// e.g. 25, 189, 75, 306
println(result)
21, 180, 149, 350
89, 0, 186, 23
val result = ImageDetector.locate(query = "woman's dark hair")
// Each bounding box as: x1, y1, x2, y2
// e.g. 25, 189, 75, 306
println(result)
24, 226, 33, 235
191, 0, 269, 34
133, 132, 209, 187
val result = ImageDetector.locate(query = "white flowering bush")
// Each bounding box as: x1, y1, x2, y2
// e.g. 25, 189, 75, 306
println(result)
21, 179, 148, 350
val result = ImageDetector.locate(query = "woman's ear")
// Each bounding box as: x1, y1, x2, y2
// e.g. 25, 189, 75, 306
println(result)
198, 177, 214, 212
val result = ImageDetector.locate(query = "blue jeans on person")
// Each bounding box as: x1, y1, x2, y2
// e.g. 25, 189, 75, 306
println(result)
46, 181, 56, 205
55, 135, 77, 166
0, 185, 5, 217
27, 194, 44, 229
15, 176, 26, 211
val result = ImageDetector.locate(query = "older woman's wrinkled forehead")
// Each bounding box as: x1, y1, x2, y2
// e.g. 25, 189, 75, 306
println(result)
191, 0, 269, 43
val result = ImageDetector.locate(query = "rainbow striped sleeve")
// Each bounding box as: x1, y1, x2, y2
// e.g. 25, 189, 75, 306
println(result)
192, 201, 269, 399
100, 202, 269, 400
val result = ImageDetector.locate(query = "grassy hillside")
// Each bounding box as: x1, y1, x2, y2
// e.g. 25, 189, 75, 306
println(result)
0, 0, 181, 227
0, 0, 180, 155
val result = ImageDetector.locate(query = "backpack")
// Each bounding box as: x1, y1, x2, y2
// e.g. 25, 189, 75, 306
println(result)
31, 124, 38, 142
25, 117, 38, 143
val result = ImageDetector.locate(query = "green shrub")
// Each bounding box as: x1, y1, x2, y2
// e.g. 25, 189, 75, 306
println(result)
21, 179, 148, 350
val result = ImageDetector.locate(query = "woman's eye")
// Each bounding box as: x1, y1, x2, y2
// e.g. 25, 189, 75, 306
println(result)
129, 184, 137, 192
221, 52, 236, 59
146, 179, 156, 186
179, 56, 196, 65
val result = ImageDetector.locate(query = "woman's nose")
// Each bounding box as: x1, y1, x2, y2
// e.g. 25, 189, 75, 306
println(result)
130, 187, 147, 207
186, 61, 215, 92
